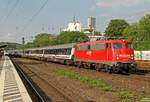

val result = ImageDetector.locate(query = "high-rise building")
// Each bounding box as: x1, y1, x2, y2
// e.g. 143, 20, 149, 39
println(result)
88, 17, 96, 30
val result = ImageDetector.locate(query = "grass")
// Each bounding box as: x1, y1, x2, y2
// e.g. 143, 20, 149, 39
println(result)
140, 98, 150, 102
117, 92, 134, 99
120, 88, 126, 91
147, 91, 150, 95
138, 93, 145, 100
69, 67, 76, 70
51, 68, 150, 101
51, 68, 113, 92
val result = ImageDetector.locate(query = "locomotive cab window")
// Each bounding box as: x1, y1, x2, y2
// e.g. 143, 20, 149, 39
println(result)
126, 43, 132, 49
113, 43, 123, 49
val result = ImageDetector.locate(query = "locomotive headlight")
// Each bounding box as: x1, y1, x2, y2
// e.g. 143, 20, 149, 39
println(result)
116, 55, 119, 59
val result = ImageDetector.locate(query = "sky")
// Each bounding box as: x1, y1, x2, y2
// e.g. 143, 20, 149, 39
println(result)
0, 0, 150, 43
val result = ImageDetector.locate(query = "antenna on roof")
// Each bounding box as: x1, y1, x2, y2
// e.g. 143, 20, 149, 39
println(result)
73, 16, 76, 22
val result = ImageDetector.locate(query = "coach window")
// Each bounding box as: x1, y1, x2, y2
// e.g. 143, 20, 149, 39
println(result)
61, 49, 63, 55
49, 50, 51, 54
39, 50, 43, 54
68, 48, 71, 55
65, 49, 68, 55
58, 49, 61, 55
45, 50, 48, 54
51, 50, 54, 54
55, 49, 58, 55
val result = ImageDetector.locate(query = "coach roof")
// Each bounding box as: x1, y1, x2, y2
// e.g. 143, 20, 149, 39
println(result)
43, 43, 76, 50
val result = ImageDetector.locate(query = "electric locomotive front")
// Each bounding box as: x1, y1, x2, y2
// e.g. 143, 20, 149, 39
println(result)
74, 39, 136, 73
110, 40, 136, 73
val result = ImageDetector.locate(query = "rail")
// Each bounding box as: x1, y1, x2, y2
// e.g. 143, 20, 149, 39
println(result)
11, 58, 50, 102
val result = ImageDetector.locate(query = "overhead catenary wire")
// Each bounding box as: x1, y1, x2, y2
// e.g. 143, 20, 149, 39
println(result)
1, 0, 20, 25
22, 0, 49, 32
0, 0, 12, 23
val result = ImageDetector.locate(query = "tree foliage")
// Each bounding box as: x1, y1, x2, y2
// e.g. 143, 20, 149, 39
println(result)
32, 33, 56, 47
23, 32, 89, 48
104, 19, 129, 37
55, 31, 89, 44
123, 14, 150, 50
94, 31, 102, 36
0, 42, 22, 50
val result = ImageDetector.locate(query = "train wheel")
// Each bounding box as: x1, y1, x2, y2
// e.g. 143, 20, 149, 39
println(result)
107, 66, 112, 74
66, 60, 70, 65
95, 64, 101, 71
77, 62, 82, 68
125, 69, 130, 73
84, 64, 90, 69
113, 66, 120, 73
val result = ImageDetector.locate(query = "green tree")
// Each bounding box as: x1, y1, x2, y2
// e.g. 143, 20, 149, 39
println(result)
137, 14, 150, 50
104, 19, 129, 37
0, 42, 22, 50
94, 31, 102, 36
55, 31, 89, 44
24, 42, 35, 48
123, 14, 150, 50
123, 23, 140, 50
33, 33, 56, 47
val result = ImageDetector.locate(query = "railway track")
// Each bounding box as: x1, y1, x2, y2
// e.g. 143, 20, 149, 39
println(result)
12, 58, 92, 102
11, 58, 51, 102
14, 57, 150, 84
11, 57, 150, 102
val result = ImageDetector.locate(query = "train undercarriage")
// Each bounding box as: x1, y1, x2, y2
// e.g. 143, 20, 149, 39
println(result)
9, 54, 136, 74
74, 61, 137, 74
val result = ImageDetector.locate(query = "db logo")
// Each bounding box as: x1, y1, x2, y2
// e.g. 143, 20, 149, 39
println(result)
86, 51, 92, 56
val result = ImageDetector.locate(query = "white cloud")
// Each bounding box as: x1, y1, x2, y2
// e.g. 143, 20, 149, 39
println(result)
96, 0, 150, 8
1, 33, 16, 41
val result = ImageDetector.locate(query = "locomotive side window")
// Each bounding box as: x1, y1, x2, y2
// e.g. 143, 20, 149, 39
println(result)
77, 45, 88, 51
91, 43, 105, 50
113, 43, 123, 49
126, 43, 132, 49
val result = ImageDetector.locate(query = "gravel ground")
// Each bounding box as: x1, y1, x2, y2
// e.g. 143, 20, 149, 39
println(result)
12, 58, 150, 102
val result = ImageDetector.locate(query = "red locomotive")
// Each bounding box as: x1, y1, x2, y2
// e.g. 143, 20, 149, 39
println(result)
74, 40, 136, 73
8, 39, 136, 73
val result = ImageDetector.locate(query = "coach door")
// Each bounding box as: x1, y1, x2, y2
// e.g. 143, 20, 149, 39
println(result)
106, 43, 112, 61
